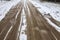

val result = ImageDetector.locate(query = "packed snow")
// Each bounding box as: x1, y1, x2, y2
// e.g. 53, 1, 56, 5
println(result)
20, 8, 27, 40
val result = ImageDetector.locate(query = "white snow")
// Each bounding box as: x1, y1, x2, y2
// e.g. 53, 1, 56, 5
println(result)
0, 1, 8, 6
29, 0, 60, 32
29, 0, 60, 22
20, 8, 27, 40
0, 0, 21, 21
45, 17, 60, 32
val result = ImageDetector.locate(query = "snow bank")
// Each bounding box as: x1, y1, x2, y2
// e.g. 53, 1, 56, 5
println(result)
29, 0, 60, 22
29, 0, 60, 32
0, 1, 8, 6
45, 17, 60, 32
0, 0, 21, 21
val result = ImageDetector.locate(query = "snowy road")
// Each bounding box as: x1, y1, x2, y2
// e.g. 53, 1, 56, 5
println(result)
29, 0, 60, 22
0, 0, 60, 40
0, 1, 23, 40
24, 1, 60, 40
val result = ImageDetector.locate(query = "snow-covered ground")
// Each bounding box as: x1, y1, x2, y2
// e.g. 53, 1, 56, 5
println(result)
0, 0, 21, 21
29, 0, 60, 22
29, 0, 60, 32
0, 1, 8, 6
